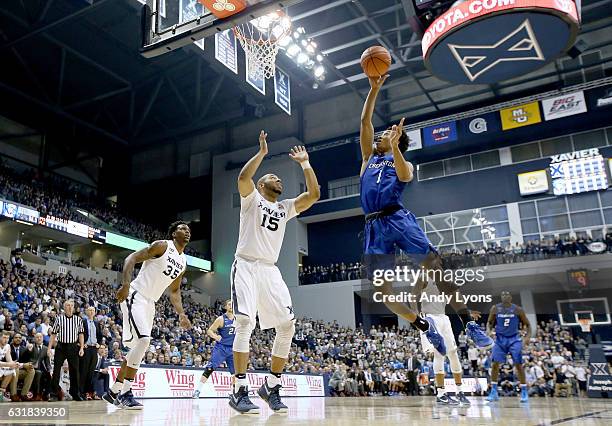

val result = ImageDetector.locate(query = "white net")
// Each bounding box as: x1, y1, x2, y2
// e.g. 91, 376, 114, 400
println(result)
233, 12, 291, 80
578, 319, 592, 332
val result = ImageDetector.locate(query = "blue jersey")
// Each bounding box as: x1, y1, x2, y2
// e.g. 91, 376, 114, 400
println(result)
495, 303, 520, 337
218, 314, 235, 346
360, 154, 406, 214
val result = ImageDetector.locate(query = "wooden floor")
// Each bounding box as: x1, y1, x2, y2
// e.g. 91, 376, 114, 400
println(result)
1, 397, 611, 425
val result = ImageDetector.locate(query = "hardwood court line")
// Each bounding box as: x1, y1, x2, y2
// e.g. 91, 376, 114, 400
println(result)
536, 409, 610, 426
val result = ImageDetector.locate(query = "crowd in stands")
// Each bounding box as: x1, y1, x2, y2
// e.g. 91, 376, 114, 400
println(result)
300, 235, 612, 285
0, 164, 200, 257
0, 256, 594, 401
299, 263, 362, 285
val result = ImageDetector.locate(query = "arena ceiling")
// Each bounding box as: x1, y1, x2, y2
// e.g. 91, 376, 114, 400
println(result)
0, 0, 611, 158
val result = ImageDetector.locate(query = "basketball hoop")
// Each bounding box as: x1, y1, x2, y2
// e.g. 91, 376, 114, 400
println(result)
578, 318, 592, 332
233, 11, 291, 80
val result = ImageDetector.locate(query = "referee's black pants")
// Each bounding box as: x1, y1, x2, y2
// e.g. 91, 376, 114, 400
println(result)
79, 346, 98, 394
51, 343, 81, 398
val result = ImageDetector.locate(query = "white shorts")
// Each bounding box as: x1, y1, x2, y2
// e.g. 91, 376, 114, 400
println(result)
0, 368, 15, 377
231, 256, 294, 330
120, 288, 155, 348
420, 313, 457, 354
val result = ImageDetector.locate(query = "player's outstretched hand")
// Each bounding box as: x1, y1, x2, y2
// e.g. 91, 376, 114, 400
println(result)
289, 145, 309, 163
116, 285, 129, 303
179, 313, 192, 329
469, 310, 482, 321
390, 117, 406, 148
369, 74, 389, 90
259, 130, 268, 155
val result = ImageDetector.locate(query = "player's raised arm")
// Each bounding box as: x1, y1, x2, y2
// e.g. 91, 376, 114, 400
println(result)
389, 118, 414, 182
291, 146, 321, 214
360, 76, 388, 168
237, 130, 268, 197
117, 240, 168, 303
169, 273, 191, 329
207, 317, 224, 342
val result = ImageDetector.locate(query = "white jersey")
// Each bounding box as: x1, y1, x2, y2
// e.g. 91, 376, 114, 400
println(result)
235, 189, 298, 264
420, 279, 446, 315
131, 240, 187, 302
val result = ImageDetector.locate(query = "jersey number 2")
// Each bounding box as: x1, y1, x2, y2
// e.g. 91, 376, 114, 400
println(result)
503, 318, 510, 327
163, 265, 180, 279
261, 214, 279, 231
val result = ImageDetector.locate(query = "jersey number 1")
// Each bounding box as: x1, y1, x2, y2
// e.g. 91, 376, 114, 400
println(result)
261, 214, 279, 231
163, 265, 180, 279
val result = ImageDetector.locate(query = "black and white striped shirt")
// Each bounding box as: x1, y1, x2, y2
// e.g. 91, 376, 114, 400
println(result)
51, 314, 84, 343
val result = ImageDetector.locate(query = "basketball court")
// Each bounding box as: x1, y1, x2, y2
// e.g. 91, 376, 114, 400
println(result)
2, 397, 610, 425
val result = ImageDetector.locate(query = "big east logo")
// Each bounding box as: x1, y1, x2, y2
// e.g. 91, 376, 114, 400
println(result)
550, 96, 581, 114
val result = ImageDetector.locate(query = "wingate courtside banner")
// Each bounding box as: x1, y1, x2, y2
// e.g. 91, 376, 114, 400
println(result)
108, 366, 324, 398
500, 101, 542, 130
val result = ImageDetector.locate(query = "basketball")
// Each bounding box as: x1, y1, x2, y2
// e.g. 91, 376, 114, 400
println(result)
360, 46, 392, 77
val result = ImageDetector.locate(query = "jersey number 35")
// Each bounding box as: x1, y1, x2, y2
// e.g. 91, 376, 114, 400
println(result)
162, 265, 181, 279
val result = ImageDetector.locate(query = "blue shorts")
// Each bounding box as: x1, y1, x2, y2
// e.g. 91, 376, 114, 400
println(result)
492, 335, 523, 364
205, 344, 234, 374
363, 209, 433, 271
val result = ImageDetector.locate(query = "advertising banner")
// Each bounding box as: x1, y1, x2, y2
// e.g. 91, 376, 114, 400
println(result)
406, 129, 422, 151
108, 366, 324, 399
517, 170, 549, 195
423, 121, 458, 147
500, 101, 542, 130
542, 91, 587, 121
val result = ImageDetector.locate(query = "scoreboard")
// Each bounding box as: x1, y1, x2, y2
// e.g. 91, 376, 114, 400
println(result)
549, 148, 609, 196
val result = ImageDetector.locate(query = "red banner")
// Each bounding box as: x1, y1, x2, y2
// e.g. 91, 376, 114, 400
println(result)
422, 0, 579, 57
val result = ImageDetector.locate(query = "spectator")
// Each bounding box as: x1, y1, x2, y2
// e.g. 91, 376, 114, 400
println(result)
9, 333, 36, 402
554, 368, 571, 397
22, 332, 51, 401
575, 364, 587, 397
0, 332, 18, 402
92, 345, 110, 399
80, 306, 103, 400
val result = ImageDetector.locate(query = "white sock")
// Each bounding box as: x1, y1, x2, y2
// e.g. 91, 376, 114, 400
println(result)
111, 381, 123, 394
121, 378, 134, 395
234, 376, 248, 392
267, 373, 281, 388
197, 378, 207, 392
437, 387, 446, 396
456, 383, 464, 393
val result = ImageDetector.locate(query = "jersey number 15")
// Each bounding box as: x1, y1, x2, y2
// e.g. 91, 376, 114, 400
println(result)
260, 214, 279, 231
163, 265, 180, 279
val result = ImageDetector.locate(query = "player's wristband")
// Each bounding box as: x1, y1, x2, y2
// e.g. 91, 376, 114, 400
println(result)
300, 161, 312, 170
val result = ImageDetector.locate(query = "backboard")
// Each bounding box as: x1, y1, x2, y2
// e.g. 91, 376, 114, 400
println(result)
557, 297, 611, 326
140, 0, 305, 58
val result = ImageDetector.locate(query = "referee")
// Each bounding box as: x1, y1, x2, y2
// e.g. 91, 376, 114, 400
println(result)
48, 299, 85, 401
